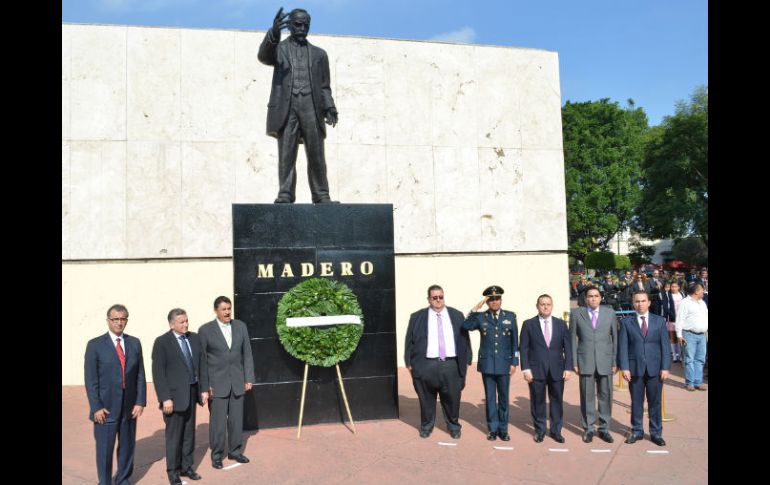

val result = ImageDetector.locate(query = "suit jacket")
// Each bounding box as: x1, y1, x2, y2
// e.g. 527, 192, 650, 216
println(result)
404, 306, 472, 379
151, 331, 208, 412
462, 309, 518, 374
661, 291, 685, 322
519, 316, 572, 381
258, 31, 336, 138
618, 313, 671, 377
198, 319, 256, 398
569, 305, 617, 375
85, 333, 147, 423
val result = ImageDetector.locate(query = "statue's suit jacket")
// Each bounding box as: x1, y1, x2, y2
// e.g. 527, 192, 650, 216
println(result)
258, 31, 336, 138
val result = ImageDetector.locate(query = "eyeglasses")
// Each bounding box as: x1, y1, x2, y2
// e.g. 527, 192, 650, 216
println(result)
487, 296, 501, 301
430, 296, 444, 301
109, 318, 128, 323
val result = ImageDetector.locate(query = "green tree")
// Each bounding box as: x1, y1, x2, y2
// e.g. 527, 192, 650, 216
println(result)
627, 236, 656, 266
672, 237, 708, 267
563, 99, 649, 263
636, 86, 708, 244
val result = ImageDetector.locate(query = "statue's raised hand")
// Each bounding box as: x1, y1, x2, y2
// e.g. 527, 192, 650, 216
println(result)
271, 7, 289, 38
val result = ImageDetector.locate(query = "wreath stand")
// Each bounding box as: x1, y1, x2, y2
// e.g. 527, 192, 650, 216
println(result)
296, 363, 356, 438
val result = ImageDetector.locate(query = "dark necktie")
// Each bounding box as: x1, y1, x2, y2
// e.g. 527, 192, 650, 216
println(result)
641, 316, 648, 337
178, 335, 196, 384
116, 337, 126, 389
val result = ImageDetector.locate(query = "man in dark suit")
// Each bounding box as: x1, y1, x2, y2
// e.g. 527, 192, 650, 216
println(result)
258, 7, 338, 203
569, 287, 617, 444
520, 294, 573, 443
404, 285, 472, 439
199, 296, 255, 468
618, 290, 671, 446
84, 304, 147, 485
462, 285, 518, 441
152, 308, 209, 485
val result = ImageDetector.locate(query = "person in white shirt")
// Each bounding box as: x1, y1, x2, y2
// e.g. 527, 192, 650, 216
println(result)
675, 283, 708, 391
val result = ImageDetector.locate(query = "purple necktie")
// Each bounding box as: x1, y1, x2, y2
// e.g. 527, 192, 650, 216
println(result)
544, 319, 551, 347
641, 316, 648, 337
591, 310, 598, 329
436, 313, 447, 360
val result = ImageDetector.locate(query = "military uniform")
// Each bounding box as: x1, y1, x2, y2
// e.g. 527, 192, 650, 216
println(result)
463, 287, 519, 439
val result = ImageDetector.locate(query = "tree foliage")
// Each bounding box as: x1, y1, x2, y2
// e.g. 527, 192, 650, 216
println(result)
672, 237, 708, 267
563, 99, 649, 262
636, 86, 708, 244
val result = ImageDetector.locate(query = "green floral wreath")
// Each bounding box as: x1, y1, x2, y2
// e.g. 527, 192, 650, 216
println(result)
276, 278, 364, 367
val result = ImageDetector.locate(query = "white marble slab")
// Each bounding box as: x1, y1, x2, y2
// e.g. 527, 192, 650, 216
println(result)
127, 28, 182, 141
68, 141, 127, 259
125, 141, 183, 258
69, 26, 127, 140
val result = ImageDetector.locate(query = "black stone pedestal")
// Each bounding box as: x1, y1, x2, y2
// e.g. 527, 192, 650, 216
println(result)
233, 204, 399, 429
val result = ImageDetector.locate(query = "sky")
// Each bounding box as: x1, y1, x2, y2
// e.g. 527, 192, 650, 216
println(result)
61, 0, 708, 127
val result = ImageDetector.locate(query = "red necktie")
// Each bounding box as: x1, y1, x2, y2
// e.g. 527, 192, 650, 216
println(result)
116, 337, 126, 389
640, 316, 648, 338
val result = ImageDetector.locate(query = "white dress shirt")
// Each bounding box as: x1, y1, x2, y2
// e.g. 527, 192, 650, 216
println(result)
426, 307, 456, 358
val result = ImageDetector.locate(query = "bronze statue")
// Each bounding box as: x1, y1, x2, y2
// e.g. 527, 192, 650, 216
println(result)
258, 7, 339, 204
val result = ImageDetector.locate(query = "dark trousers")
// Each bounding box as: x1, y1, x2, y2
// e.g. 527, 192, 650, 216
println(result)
482, 373, 510, 434
208, 391, 244, 460
579, 371, 612, 432
164, 384, 198, 477
528, 369, 565, 435
629, 372, 663, 438
412, 359, 462, 433
93, 394, 136, 485
277, 92, 330, 203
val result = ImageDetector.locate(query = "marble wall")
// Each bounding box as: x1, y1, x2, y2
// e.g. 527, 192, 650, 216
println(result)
62, 24, 567, 260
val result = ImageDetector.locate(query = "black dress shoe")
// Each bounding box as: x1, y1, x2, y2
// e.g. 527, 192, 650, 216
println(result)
582, 430, 594, 443
274, 198, 292, 203
419, 429, 432, 438
180, 469, 202, 480
167, 473, 182, 485
651, 436, 666, 446
498, 432, 511, 441
598, 431, 614, 443
450, 429, 461, 439
550, 432, 565, 443
624, 433, 643, 444
534, 432, 545, 443
228, 454, 250, 463
487, 432, 497, 441
212, 459, 223, 469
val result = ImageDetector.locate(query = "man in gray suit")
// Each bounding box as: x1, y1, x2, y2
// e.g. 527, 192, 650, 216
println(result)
569, 286, 617, 443
199, 296, 256, 469
258, 7, 338, 203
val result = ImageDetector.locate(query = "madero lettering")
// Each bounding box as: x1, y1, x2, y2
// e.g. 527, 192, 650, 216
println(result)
256, 261, 374, 278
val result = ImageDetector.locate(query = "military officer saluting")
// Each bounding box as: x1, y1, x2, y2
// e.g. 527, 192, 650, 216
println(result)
463, 286, 519, 441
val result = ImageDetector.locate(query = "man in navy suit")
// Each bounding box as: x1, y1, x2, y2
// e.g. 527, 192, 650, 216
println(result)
152, 308, 209, 485
618, 290, 671, 446
84, 304, 147, 485
520, 294, 573, 443
404, 285, 472, 439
